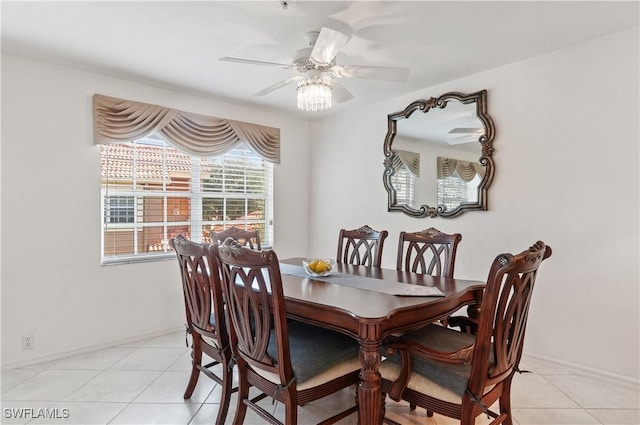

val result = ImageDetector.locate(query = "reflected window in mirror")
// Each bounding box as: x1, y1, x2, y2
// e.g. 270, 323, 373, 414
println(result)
383, 90, 495, 218
389, 149, 419, 206
391, 165, 416, 206
437, 157, 483, 209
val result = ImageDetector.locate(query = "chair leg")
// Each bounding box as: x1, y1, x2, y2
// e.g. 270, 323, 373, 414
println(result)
426, 410, 434, 417
460, 400, 476, 425
183, 339, 202, 399
215, 362, 233, 425
409, 403, 416, 411
284, 389, 297, 425
499, 379, 514, 425
232, 367, 250, 425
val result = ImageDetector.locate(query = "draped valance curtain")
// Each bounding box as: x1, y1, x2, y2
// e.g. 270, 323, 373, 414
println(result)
391, 149, 420, 177
437, 157, 484, 182
93, 94, 280, 163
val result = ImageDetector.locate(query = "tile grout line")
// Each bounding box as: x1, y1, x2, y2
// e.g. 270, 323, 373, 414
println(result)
534, 371, 606, 425
114, 343, 193, 424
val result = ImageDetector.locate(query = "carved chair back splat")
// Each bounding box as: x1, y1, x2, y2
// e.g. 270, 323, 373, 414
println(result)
337, 224, 389, 268
396, 227, 462, 278
210, 226, 261, 250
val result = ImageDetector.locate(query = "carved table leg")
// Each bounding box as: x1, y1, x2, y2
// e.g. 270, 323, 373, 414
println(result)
358, 322, 383, 425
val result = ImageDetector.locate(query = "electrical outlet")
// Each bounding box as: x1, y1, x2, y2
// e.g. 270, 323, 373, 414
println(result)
22, 334, 34, 350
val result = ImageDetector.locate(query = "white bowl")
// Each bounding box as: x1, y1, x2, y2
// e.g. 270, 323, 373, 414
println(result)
302, 258, 335, 277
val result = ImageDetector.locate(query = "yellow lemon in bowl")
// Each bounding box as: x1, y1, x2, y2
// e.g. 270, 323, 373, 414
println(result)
315, 261, 329, 273
303, 258, 335, 277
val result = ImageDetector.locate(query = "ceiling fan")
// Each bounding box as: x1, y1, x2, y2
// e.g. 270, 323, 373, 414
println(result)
220, 27, 410, 111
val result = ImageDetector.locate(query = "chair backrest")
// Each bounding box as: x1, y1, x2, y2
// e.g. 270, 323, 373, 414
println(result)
396, 227, 462, 277
468, 241, 552, 396
169, 235, 228, 348
210, 227, 261, 250
213, 238, 293, 385
337, 225, 389, 267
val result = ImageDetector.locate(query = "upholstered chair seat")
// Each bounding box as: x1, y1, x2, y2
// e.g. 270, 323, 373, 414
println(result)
259, 321, 362, 391
381, 324, 494, 404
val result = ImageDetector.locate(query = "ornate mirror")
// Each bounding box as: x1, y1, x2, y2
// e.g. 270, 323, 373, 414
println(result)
383, 90, 495, 218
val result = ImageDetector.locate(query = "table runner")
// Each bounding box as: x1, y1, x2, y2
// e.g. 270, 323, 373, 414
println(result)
279, 263, 444, 297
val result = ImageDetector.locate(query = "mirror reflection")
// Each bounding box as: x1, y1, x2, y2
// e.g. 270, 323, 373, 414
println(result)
383, 90, 495, 218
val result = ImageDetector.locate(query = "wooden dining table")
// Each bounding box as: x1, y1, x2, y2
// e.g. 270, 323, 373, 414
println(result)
278, 258, 485, 425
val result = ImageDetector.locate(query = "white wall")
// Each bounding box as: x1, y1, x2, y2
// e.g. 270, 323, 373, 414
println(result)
308, 27, 639, 383
0, 56, 311, 367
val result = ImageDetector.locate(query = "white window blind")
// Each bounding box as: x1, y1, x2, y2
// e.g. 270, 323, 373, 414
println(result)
437, 174, 480, 211
390, 166, 416, 206
100, 134, 273, 264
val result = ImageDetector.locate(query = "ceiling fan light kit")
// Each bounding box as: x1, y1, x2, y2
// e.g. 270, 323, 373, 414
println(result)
297, 72, 332, 112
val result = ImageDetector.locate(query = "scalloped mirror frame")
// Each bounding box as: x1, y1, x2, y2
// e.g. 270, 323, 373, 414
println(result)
383, 90, 495, 218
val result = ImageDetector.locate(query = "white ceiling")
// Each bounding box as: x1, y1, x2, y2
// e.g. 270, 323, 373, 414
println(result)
2, 1, 638, 119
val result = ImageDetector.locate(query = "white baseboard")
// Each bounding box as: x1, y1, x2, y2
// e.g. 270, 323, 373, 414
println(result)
1, 325, 184, 371
524, 351, 639, 389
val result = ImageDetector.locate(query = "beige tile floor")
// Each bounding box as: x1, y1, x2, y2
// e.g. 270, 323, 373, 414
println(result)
1, 331, 638, 425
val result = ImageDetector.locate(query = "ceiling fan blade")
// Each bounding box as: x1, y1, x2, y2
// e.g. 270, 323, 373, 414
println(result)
254, 76, 301, 96
448, 127, 483, 134
220, 57, 293, 69
332, 65, 409, 82
332, 81, 354, 104
310, 27, 350, 66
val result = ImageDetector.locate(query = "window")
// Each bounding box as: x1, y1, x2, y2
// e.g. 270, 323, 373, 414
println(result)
437, 174, 480, 211
390, 166, 416, 206
100, 135, 273, 264
104, 196, 135, 223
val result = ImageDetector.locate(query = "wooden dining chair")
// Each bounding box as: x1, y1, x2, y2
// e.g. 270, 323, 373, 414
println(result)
395, 226, 463, 343
396, 227, 462, 277
210, 226, 261, 250
169, 235, 234, 425
380, 241, 551, 425
213, 238, 361, 425
337, 224, 389, 267
380, 241, 552, 425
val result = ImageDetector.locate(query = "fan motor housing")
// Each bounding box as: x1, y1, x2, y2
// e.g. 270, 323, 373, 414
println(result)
293, 47, 334, 72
